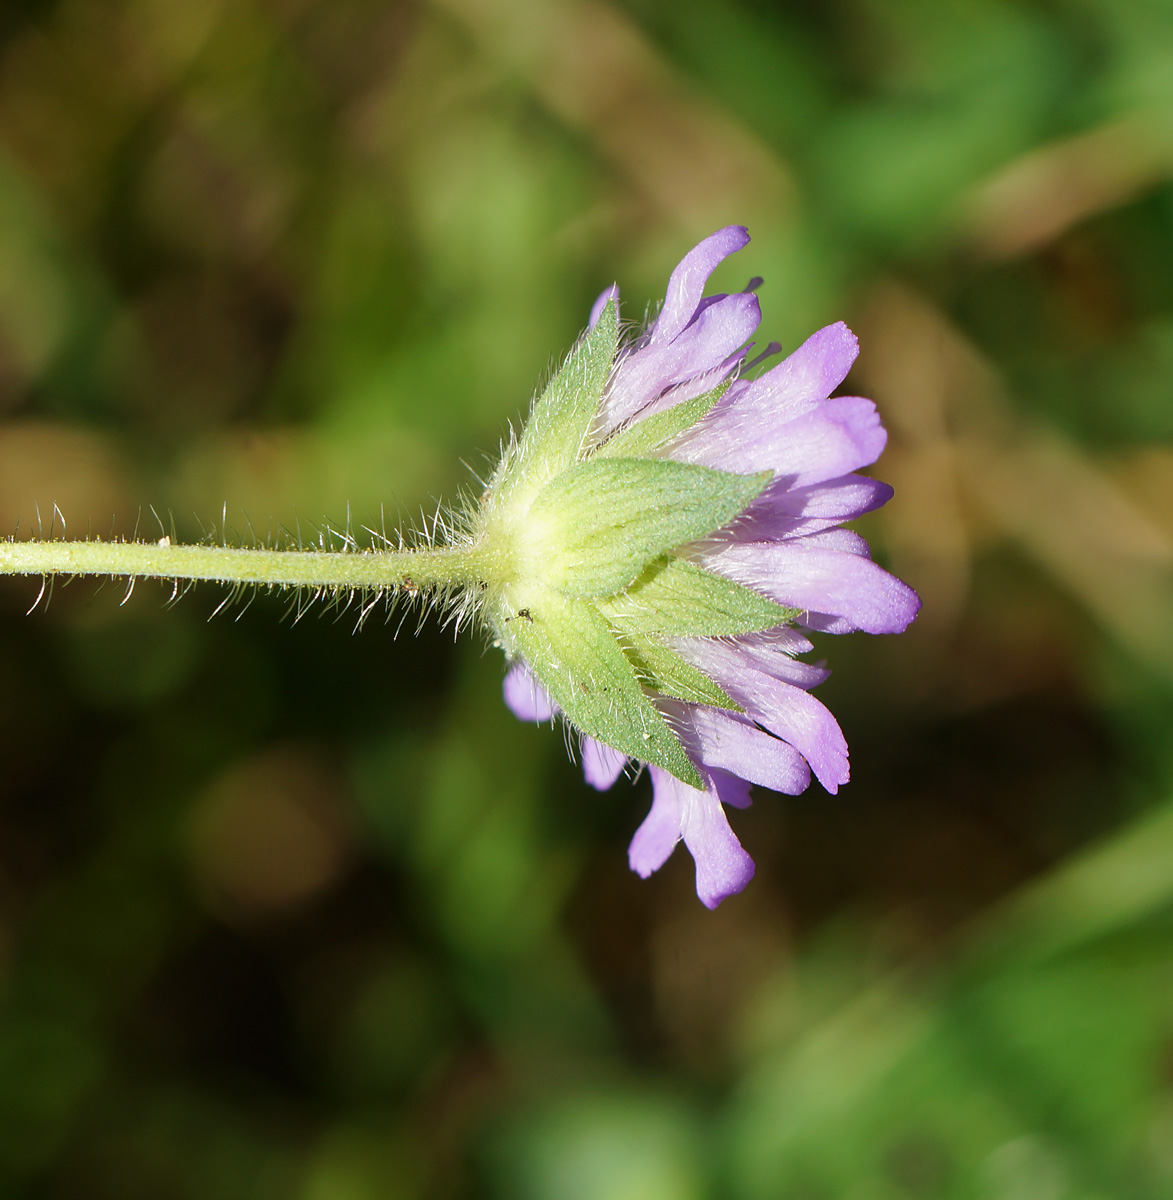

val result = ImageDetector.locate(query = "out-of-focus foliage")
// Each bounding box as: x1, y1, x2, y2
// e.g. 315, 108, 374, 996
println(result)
0, 0, 1172, 1195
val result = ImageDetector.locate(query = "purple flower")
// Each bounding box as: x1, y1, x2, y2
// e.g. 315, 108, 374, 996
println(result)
501, 227, 919, 908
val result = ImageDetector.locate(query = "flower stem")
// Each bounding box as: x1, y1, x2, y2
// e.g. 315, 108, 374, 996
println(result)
0, 538, 490, 593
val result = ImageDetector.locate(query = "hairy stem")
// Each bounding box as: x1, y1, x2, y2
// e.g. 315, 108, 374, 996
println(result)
0, 538, 492, 593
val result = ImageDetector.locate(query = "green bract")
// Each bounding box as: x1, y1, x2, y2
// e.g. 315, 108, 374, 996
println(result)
525, 457, 768, 598
489, 300, 620, 511
472, 301, 796, 788
600, 558, 798, 638
594, 379, 730, 460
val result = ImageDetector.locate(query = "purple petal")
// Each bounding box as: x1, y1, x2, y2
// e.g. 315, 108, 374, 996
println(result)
702, 540, 921, 635
628, 770, 684, 878
581, 736, 628, 790
679, 396, 887, 482
678, 768, 756, 909
737, 678, 849, 794
503, 663, 555, 722
650, 226, 750, 345
589, 283, 619, 329
730, 625, 815, 656
630, 363, 737, 420
632, 767, 756, 909
668, 628, 828, 688
802, 527, 871, 557
605, 293, 761, 428
723, 635, 830, 688
677, 703, 812, 795
671, 641, 849, 792
796, 612, 860, 635
727, 322, 859, 423
730, 474, 895, 542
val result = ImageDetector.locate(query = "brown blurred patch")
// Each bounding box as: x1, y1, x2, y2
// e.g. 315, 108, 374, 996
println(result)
140, 116, 294, 266
960, 110, 1173, 262
126, 0, 228, 87
273, 0, 419, 106
857, 283, 972, 644
0, 421, 132, 538
131, 273, 279, 427
650, 878, 790, 1074
430, 0, 795, 235
0, 3, 159, 228
857, 281, 1173, 691
1107, 447, 1173, 544
187, 744, 354, 922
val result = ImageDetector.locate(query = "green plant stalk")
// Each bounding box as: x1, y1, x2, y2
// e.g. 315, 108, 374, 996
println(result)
0, 538, 492, 592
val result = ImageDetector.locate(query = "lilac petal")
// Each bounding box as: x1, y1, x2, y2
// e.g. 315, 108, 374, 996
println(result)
702, 540, 921, 635
589, 283, 619, 329
678, 769, 756, 909
650, 226, 750, 345
727, 322, 859, 423
731, 626, 815, 656
503, 663, 555, 722
764, 398, 888, 484
681, 396, 887, 482
631, 767, 755, 908
606, 293, 761, 427
665, 322, 859, 465
730, 474, 895, 542
724, 637, 830, 689
797, 612, 859, 635
802, 527, 871, 557
628, 769, 684, 878
735, 677, 850, 794
685, 705, 812, 795
632, 363, 737, 420
671, 641, 849, 792
581, 736, 628, 791
668, 628, 828, 689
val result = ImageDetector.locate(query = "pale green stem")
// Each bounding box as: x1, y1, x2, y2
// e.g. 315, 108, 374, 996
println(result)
0, 538, 491, 593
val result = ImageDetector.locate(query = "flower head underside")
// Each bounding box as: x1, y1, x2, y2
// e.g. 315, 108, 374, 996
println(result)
472, 226, 919, 908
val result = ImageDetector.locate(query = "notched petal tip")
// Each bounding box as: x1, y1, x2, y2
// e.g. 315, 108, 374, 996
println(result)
672, 640, 850, 793
633, 766, 757, 908
682, 770, 756, 908
698, 855, 756, 909
816, 320, 860, 371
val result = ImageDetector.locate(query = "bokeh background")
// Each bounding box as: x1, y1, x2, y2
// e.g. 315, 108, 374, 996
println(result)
0, 0, 1172, 1195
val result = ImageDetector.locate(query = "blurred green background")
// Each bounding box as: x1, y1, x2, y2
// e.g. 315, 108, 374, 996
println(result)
1, 0, 1173, 1196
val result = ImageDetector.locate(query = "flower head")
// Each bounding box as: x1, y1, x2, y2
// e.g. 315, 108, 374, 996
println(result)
474, 226, 919, 908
